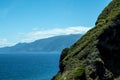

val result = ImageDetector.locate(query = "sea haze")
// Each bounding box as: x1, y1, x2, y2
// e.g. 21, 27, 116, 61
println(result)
0, 53, 60, 80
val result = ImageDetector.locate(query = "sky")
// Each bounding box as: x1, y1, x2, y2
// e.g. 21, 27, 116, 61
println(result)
0, 0, 111, 47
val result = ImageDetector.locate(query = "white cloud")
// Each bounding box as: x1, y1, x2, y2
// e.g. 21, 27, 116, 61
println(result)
0, 39, 14, 48
32, 27, 39, 31
0, 26, 92, 47
20, 26, 92, 42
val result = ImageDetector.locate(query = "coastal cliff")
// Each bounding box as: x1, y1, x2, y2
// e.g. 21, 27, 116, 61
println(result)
52, 0, 120, 80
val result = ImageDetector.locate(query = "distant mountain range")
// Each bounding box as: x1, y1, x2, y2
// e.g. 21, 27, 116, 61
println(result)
0, 34, 82, 53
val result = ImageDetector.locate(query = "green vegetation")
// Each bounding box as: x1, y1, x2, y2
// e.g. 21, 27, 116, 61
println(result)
52, 0, 120, 80
74, 66, 85, 80
60, 48, 69, 61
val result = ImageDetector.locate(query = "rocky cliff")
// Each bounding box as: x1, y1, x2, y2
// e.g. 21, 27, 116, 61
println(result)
52, 0, 120, 80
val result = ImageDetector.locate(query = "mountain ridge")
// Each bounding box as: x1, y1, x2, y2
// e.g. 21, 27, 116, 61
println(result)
52, 0, 120, 80
0, 34, 82, 53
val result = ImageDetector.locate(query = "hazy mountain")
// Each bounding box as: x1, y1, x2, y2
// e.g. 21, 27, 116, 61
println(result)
0, 34, 82, 53
52, 0, 120, 80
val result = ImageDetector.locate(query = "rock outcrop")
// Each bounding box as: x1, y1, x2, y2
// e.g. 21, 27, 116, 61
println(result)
52, 0, 120, 80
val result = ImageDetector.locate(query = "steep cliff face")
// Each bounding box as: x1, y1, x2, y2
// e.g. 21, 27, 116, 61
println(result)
52, 0, 120, 80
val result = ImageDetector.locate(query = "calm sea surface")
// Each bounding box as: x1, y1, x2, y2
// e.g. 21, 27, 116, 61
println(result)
0, 53, 60, 80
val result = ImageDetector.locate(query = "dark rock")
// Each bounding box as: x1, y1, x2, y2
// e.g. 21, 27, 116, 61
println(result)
52, 0, 120, 80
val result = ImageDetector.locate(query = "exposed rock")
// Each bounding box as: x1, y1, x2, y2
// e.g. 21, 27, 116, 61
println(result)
52, 0, 120, 80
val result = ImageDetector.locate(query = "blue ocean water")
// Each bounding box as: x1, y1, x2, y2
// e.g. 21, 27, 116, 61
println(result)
0, 53, 60, 80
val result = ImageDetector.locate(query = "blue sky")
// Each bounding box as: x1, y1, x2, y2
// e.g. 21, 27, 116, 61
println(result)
0, 0, 111, 47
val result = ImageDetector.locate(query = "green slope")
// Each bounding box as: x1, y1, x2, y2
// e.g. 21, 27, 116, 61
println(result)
52, 0, 120, 80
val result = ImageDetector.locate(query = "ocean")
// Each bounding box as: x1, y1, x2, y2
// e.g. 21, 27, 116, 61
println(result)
0, 53, 60, 80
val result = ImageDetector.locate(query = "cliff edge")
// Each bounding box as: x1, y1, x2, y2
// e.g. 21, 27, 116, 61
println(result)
52, 0, 120, 80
